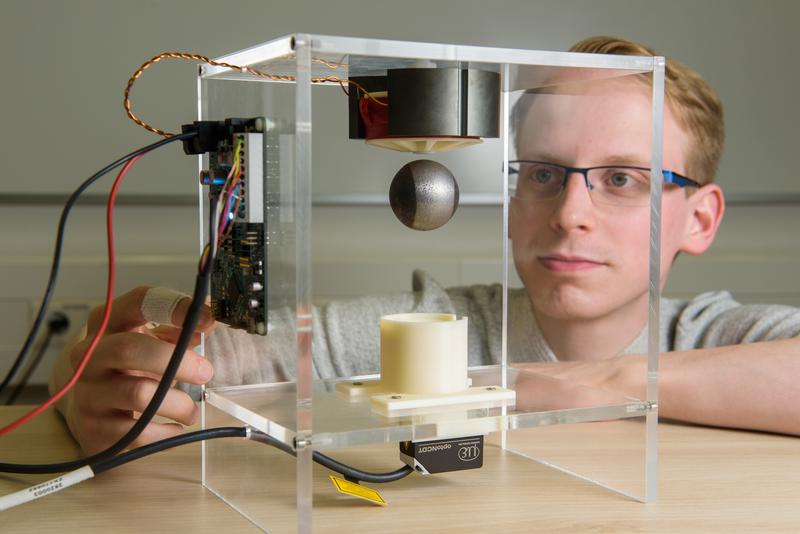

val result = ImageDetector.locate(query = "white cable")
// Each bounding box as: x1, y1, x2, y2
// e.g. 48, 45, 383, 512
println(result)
0, 465, 94, 512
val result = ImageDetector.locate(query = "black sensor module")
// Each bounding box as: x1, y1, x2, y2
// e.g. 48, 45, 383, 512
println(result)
399, 435, 483, 475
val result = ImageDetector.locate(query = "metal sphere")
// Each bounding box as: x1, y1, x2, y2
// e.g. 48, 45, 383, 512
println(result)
389, 159, 460, 231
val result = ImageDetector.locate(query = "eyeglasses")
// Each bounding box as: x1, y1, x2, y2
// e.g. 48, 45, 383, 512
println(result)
508, 160, 701, 207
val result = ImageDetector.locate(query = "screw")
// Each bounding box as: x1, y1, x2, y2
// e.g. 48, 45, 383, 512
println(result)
486, 386, 496, 391
390, 395, 402, 399
352, 382, 363, 386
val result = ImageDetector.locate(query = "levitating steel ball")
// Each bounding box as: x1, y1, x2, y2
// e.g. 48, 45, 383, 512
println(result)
389, 159, 460, 231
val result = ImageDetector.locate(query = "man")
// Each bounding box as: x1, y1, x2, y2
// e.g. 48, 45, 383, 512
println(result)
49, 37, 800, 455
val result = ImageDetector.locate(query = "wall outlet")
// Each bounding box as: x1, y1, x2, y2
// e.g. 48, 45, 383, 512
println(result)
17, 299, 100, 386
32, 299, 98, 349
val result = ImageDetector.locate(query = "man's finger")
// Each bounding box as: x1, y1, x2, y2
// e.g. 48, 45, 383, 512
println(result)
82, 375, 199, 426
148, 325, 203, 347
86, 286, 151, 335
77, 332, 213, 385
170, 296, 216, 332
86, 286, 213, 336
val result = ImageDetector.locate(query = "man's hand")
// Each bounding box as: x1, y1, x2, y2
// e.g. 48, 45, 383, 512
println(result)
49, 286, 217, 455
511, 357, 645, 412
513, 341, 800, 436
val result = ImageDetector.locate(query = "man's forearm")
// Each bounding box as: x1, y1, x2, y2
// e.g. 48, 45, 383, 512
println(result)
656, 338, 800, 435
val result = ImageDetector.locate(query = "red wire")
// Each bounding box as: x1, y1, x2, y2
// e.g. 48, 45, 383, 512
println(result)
0, 154, 144, 437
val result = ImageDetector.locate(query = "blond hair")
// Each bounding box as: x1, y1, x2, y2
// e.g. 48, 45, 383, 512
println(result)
568, 36, 725, 185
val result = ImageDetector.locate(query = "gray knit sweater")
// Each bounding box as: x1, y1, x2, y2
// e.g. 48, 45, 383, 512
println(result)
204, 270, 800, 387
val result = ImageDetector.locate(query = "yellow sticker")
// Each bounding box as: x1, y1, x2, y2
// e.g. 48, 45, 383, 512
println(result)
329, 475, 387, 506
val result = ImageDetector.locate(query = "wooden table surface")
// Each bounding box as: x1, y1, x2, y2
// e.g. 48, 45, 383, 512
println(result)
1, 405, 799, 533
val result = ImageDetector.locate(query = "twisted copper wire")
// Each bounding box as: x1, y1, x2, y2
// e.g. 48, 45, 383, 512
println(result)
125, 52, 385, 138
312, 57, 349, 69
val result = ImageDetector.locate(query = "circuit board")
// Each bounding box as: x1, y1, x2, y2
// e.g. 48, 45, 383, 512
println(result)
205, 118, 268, 335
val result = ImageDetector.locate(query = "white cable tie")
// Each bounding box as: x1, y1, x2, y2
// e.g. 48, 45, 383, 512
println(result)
0, 465, 95, 512
141, 287, 190, 326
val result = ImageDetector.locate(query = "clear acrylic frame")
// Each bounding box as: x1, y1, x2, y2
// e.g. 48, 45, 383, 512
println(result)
198, 34, 663, 533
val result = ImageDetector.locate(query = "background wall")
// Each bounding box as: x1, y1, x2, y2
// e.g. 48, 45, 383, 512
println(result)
1, 0, 798, 386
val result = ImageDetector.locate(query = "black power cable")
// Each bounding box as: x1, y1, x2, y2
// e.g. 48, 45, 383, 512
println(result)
4, 312, 70, 406
0, 255, 209, 473
0, 206, 212, 474
91, 427, 247, 474
0, 424, 412, 512
248, 431, 414, 483
0, 126, 411, 488
0, 132, 197, 399
0, 233, 412, 482
3, 332, 52, 406
0, 261, 209, 473
311, 450, 413, 484
0, 202, 411, 487
92, 426, 413, 484
0, 133, 204, 475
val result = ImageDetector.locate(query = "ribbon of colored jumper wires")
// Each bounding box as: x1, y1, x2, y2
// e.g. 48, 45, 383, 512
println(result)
216, 138, 244, 249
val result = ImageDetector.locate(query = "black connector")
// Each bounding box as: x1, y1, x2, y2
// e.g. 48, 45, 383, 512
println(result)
47, 311, 70, 336
181, 118, 265, 155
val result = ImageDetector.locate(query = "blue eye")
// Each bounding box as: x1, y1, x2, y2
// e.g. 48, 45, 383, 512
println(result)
532, 167, 555, 184
598, 168, 651, 198
609, 172, 632, 187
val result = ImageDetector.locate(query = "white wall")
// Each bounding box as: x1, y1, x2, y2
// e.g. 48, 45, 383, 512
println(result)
1, 0, 798, 385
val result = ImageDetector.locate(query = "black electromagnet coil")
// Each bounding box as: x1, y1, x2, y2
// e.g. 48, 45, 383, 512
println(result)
348, 68, 500, 139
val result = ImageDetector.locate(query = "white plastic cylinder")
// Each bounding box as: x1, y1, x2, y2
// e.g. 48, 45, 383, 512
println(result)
379, 313, 469, 395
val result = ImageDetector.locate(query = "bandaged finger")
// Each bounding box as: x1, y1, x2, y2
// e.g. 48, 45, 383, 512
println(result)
140, 287, 189, 326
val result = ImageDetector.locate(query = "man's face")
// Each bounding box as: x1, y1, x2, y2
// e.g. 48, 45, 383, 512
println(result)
510, 79, 693, 321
